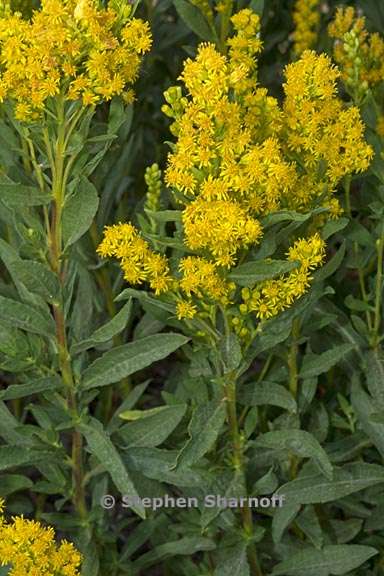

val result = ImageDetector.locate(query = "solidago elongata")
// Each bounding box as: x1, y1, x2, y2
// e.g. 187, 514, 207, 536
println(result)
97, 13, 373, 574
98, 9, 372, 335
0, 0, 151, 524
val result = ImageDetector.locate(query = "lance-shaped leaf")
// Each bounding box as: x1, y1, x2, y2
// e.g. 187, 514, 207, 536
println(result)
229, 259, 299, 286
254, 429, 333, 479
275, 462, 384, 504
0, 296, 55, 336
71, 299, 132, 354
62, 177, 99, 247
300, 344, 354, 379
82, 333, 189, 389
118, 404, 187, 448
80, 418, 145, 518
272, 544, 377, 576
174, 399, 226, 469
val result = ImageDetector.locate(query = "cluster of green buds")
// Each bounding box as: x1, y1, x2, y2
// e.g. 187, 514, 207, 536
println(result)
190, 0, 214, 23
343, 29, 368, 98
161, 86, 188, 135
144, 163, 162, 213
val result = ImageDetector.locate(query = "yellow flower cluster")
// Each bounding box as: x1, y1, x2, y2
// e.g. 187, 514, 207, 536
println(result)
292, 0, 320, 56
329, 7, 384, 96
240, 233, 325, 321
97, 223, 172, 295
98, 10, 373, 328
0, 0, 152, 120
183, 197, 262, 267
0, 499, 81, 575
283, 51, 373, 188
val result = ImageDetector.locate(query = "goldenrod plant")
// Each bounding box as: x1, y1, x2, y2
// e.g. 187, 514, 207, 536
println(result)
0, 0, 383, 575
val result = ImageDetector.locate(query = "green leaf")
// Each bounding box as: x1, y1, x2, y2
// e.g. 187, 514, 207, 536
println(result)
82, 333, 189, 389
118, 404, 187, 448
300, 344, 354, 379
364, 350, 384, 408
254, 430, 332, 479
0, 474, 33, 497
123, 447, 212, 487
11, 260, 59, 302
261, 209, 321, 227
79, 417, 144, 518
0, 446, 58, 471
144, 209, 182, 222
220, 332, 242, 373
133, 536, 216, 570
62, 177, 99, 247
314, 242, 346, 282
0, 376, 61, 400
0, 178, 50, 206
275, 462, 384, 504
229, 259, 298, 286
175, 399, 226, 469
321, 218, 349, 240
296, 505, 323, 549
108, 98, 133, 135
214, 543, 250, 576
0, 296, 55, 336
272, 545, 377, 576
71, 299, 132, 354
116, 288, 175, 314
173, 0, 216, 41
250, 0, 264, 16
108, 380, 151, 434
351, 378, 384, 457
239, 381, 297, 412
272, 502, 301, 544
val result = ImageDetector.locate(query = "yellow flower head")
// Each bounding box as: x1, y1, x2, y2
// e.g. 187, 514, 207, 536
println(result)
0, 501, 81, 575
183, 197, 262, 267
292, 0, 320, 57
0, 0, 152, 120
97, 223, 172, 295
328, 6, 384, 96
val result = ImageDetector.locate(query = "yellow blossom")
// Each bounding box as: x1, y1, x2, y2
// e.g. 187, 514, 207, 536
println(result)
176, 299, 197, 320
292, 0, 320, 56
0, 0, 152, 121
329, 6, 384, 98
0, 499, 81, 575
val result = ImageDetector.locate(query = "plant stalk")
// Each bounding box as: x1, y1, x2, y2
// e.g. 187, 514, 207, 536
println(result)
224, 373, 263, 576
47, 98, 87, 520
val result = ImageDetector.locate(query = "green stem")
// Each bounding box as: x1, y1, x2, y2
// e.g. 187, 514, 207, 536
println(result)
288, 319, 300, 400
371, 233, 384, 350
288, 319, 300, 479
47, 97, 87, 520
219, 0, 233, 52
224, 373, 263, 576
344, 176, 373, 332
